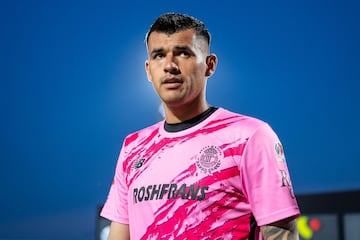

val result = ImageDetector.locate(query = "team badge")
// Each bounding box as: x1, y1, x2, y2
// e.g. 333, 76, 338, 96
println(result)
196, 145, 222, 174
274, 142, 285, 162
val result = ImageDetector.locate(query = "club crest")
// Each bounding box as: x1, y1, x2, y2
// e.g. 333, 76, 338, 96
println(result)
196, 145, 222, 174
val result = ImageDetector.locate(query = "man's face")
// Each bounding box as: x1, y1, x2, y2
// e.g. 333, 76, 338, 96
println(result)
145, 29, 210, 108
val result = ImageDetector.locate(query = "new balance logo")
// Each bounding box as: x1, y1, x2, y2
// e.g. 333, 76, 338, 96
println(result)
133, 158, 145, 169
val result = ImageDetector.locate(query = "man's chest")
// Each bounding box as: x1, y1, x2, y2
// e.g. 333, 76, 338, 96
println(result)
125, 134, 245, 204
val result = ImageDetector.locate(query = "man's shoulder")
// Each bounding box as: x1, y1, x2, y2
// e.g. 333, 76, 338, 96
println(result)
123, 121, 163, 147
217, 107, 267, 128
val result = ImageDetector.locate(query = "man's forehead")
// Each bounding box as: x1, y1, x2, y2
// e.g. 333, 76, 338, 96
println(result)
147, 29, 207, 51
148, 29, 195, 43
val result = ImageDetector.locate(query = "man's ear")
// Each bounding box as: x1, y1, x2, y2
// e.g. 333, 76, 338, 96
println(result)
145, 60, 152, 82
205, 54, 218, 77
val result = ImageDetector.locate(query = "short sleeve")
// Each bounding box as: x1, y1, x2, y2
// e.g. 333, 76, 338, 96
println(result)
100, 142, 129, 224
240, 123, 300, 226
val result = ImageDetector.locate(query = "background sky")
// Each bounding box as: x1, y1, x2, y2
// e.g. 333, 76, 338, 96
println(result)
1, 0, 359, 239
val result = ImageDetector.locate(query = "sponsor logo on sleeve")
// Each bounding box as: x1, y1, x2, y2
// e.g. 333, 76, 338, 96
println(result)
274, 142, 286, 162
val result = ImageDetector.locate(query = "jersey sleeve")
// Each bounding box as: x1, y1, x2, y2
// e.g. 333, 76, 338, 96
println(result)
100, 142, 129, 224
240, 123, 300, 226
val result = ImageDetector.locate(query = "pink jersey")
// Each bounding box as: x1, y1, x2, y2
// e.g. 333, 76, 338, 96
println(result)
101, 108, 300, 239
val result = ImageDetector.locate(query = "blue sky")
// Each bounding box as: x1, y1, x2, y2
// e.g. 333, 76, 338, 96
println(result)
1, 0, 359, 239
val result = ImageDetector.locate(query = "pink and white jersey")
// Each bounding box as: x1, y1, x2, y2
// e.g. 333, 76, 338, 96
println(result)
101, 108, 300, 240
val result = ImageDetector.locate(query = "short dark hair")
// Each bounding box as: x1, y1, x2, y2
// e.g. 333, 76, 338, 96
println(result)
145, 13, 211, 46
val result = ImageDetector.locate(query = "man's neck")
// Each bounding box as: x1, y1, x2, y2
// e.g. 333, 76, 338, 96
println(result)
164, 106, 218, 132
163, 101, 210, 124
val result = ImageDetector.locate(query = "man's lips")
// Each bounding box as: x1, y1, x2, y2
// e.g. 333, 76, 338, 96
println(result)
162, 77, 183, 88
162, 77, 183, 84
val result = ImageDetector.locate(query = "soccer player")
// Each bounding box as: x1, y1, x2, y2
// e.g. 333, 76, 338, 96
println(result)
101, 13, 300, 240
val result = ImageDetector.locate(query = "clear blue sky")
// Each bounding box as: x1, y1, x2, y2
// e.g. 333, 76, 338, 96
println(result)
1, 0, 359, 239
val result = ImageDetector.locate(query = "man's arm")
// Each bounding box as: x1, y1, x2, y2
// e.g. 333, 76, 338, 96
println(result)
260, 217, 299, 240
107, 222, 130, 240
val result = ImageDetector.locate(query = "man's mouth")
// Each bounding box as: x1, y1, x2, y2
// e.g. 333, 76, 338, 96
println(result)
162, 77, 183, 88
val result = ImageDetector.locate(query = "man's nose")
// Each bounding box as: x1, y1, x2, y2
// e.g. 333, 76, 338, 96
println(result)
164, 55, 180, 74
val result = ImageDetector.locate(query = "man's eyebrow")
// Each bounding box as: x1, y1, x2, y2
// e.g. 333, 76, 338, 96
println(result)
150, 45, 192, 55
174, 45, 191, 51
150, 48, 163, 55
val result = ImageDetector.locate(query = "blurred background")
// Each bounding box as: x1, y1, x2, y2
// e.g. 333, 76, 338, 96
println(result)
1, 0, 359, 239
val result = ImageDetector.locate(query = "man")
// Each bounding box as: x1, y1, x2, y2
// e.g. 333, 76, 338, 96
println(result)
101, 13, 300, 240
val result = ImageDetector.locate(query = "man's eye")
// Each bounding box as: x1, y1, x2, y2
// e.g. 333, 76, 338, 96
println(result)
179, 52, 190, 57
153, 53, 164, 59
